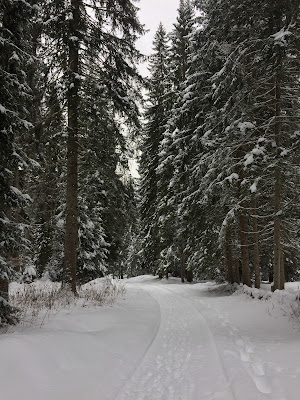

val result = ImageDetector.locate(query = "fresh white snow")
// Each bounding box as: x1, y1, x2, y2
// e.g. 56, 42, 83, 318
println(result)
1, 276, 300, 400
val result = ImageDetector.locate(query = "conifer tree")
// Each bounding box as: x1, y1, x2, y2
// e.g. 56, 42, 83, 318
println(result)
177, 0, 300, 287
140, 23, 171, 275
163, 0, 225, 281
30, 82, 67, 280
43, 0, 144, 291
78, 76, 138, 281
0, 0, 36, 324
157, 0, 195, 281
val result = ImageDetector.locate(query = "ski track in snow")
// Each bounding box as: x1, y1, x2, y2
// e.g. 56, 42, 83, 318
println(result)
115, 283, 236, 400
162, 284, 290, 400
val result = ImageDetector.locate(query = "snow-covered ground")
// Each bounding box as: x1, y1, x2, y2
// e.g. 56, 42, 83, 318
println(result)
1, 276, 300, 400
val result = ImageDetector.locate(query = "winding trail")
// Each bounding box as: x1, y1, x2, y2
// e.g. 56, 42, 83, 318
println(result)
3, 276, 300, 400
116, 282, 236, 400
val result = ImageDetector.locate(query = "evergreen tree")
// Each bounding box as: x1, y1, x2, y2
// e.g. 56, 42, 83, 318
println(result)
43, 0, 144, 291
162, 0, 223, 281
157, 0, 195, 281
139, 23, 171, 275
177, 0, 300, 287
30, 82, 67, 281
78, 77, 138, 281
0, 0, 36, 324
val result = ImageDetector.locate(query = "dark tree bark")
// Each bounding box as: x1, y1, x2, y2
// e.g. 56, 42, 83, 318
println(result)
239, 210, 251, 287
0, 281, 9, 301
225, 225, 234, 284
251, 194, 260, 289
273, 71, 284, 291
63, 0, 80, 293
234, 258, 240, 285
237, 151, 251, 287
186, 269, 193, 283
180, 245, 185, 283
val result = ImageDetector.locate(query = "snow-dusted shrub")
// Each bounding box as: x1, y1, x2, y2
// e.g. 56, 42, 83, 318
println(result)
79, 277, 126, 306
8, 277, 125, 329
9, 282, 76, 327
206, 282, 237, 296
21, 264, 37, 283
238, 284, 300, 324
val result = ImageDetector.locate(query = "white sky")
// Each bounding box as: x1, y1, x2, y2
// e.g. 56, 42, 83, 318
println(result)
129, 0, 180, 178
136, 0, 181, 76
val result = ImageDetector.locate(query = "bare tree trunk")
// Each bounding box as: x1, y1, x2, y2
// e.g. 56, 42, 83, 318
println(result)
180, 247, 185, 283
233, 258, 240, 285
186, 269, 193, 283
237, 147, 251, 287
63, 0, 80, 294
273, 74, 284, 291
273, 166, 282, 291
165, 268, 168, 279
251, 194, 260, 289
0, 281, 9, 301
271, 6, 285, 292
280, 246, 285, 290
239, 209, 251, 287
225, 225, 234, 284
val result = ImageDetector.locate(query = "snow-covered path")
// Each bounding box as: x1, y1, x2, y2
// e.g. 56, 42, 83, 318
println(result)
146, 279, 300, 400
116, 283, 234, 400
1, 276, 300, 400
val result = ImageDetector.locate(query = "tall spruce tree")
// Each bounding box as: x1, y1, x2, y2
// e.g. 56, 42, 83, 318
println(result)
163, 0, 226, 281
43, 0, 144, 292
0, 0, 37, 324
157, 0, 195, 281
30, 82, 67, 281
174, 0, 300, 287
139, 23, 171, 275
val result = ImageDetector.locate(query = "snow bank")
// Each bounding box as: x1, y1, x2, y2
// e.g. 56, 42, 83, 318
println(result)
236, 283, 300, 324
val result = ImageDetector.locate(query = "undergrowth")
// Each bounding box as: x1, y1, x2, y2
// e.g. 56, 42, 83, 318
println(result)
239, 284, 300, 326
6, 277, 126, 330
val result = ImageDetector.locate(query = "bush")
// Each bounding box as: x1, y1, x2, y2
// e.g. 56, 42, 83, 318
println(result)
7, 277, 126, 329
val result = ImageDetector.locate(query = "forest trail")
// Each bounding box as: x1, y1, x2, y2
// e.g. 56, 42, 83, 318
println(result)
116, 282, 235, 400
1, 276, 300, 400
116, 277, 300, 400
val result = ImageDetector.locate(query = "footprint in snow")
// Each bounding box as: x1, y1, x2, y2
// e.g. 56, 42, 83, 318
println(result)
251, 361, 265, 376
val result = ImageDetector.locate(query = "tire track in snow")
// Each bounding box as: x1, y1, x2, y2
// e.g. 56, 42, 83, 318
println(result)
115, 283, 236, 400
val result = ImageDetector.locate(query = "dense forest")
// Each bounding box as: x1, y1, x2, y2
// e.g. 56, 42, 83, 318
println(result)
139, 0, 300, 288
1, 0, 300, 325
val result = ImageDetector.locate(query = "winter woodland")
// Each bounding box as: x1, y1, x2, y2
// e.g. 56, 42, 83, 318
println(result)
1, 1, 300, 398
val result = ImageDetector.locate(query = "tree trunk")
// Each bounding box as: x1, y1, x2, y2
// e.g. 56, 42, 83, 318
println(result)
63, 0, 80, 294
280, 247, 285, 290
239, 209, 251, 287
234, 258, 240, 285
180, 248, 185, 283
0, 281, 9, 301
186, 269, 193, 283
273, 166, 282, 291
237, 148, 251, 287
251, 194, 260, 289
225, 225, 234, 284
273, 73, 284, 291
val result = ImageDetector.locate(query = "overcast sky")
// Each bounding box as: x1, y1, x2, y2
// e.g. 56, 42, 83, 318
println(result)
129, 0, 180, 177
136, 0, 181, 76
